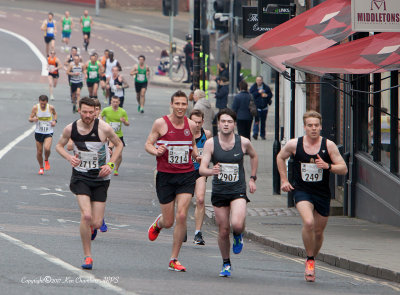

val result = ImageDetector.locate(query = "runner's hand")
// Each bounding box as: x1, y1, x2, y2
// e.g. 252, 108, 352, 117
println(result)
51, 121, 56, 127
120, 117, 126, 123
212, 163, 220, 175
315, 154, 329, 169
69, 154, 80, 167
281, 180, 294, 192
249, 179, 256, 193
99, 164, 112, 178
156, 144, 167, 157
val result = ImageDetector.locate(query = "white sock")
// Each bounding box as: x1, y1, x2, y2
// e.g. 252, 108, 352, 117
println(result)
195, 230, 201, 235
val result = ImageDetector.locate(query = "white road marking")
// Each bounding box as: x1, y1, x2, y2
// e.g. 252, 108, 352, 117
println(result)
20, 186, 27, 190
57, 219, 129, 228
0, 28, 47, 76
40, 192, 65, 197
0, 232, 137, 295
0, 125, 35, 160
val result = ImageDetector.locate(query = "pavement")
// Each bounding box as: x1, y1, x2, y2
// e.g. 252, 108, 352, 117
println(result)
2, 0, 400, 286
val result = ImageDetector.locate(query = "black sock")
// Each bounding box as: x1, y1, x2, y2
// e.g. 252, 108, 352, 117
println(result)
233, 231, 240, 236
307, 256, 314, 261
223, 258, 231, 265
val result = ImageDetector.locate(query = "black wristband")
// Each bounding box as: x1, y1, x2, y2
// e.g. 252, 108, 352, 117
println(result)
328, 163, 332, 170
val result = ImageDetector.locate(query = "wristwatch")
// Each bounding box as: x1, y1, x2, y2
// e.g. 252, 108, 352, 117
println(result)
250, 175, 257, 181
107, 162, 115, 170
328, 163, 332, 170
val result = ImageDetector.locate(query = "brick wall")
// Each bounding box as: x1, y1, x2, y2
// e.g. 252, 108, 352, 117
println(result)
105, 0, 188, 11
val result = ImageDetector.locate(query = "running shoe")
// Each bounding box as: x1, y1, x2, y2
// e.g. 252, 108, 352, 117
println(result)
137, 105, 140, 112
50, 95, 55, 101
44, 160, 50, 171
114, 170, 119, 176
219, 263, 231, 277
232, 233, 243, 254
194, 232, 205, 245
183, 232, 187, 243
91, 226, 97, 241
168, 259, 186, 272
148, 214, 162, 241
100, 219, 108, 232
81, 256, 93, 269
72, 104, 77, 113
38, 168, 44, 175
304, 259, 315, 282
140, 107, 144, 114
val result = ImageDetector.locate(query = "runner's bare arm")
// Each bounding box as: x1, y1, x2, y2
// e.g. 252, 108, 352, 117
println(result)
56, 58, 62, 70
80, 17, 83, 29
199, 138, 218, 177
326, 140, 348, 175
56, 124, 80, 167
29, 105, 38, 122
130, 65, 138, 76
242, 137, 258, 193
146, 66, 151, 81
53, 21, 57, 35
276, 139, 297, 191
145, 118, 166, 156
104, 123, 123, 164
66, 63, 73, 76
83, 62, 88, 78
120, 76, 129, 89
205, 130, 212, 139
50, 105, 57, 126
40, 20, 47, 31
189, 119, 199, 159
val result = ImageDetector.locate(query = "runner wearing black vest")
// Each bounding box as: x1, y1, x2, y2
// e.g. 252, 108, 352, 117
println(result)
277, 111, 347, 282
200, 108, 258, 278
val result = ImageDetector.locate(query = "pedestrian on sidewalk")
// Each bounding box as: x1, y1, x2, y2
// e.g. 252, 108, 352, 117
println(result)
156, 50, 169, 76
193, 89, 214, 133
276, 110, 347, 282
232, 80, 253, 140
183, 34, 193, 83
250, 76, 272, 140
200, 108, 258, 277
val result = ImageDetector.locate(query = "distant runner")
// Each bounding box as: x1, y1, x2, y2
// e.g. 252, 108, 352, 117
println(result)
47, 50, 61, 101
29, 95, 57, 175
67, 54, 84, 113
81, 10, 92, 51
84, 53, 103, 99
41, 12, 56, 56
61, 11, 73, 52
130, 55, 150, 113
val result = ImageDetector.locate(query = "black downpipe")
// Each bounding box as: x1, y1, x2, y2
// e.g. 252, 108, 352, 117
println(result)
287, 68, 296, 208
272, 71, 281, 195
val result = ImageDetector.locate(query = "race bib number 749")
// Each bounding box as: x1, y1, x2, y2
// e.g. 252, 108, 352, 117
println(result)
301, 163, 323, 182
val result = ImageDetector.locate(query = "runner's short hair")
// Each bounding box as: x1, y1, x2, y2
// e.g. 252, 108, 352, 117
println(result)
138, 55, 145, 60
48, 12, 54, 17
79, 96, 96, 108
190, 109, 204, 120
303, 110, 322, 125
39, 95, 48, 102
170, 90, 188, 103
111, 96, 120, 100
217, 108, 237, 122
71, 46, 78, 51
93, 98, 101, 108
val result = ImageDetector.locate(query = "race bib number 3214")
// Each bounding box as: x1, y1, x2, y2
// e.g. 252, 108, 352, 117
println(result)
168, 146, 189, 164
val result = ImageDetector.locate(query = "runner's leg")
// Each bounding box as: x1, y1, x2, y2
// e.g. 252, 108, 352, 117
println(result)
313, 210, 328, 256
171, 193, 192, 258
48, 76, 54, 98
36, 141, 44, 168
43, 136, 52, 161
158, 200, 175, 229
140, 88, 146, 109
194, 176, 206, 232
76, 194, 93, 257
214, 206, 231, 259
92, 83, 99, 97
296, 201, 316, 257
230, 198, 247, 235
91, 201, 106, 230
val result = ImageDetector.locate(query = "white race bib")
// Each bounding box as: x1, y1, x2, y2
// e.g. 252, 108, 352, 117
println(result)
111, 85, 117, 93
63, 24, 70, 31
84, 20, 90, 27
89, 71, 97, 79
218, 163, 239, 182
39, 121, 51, 133
48, 65, 55, 73
47, 27, 54, 34
301, 163, 323, 182
137, 73, 145, 82
168, 146, 189, 164
109, 122, 121, 133
78, 151, 99, 170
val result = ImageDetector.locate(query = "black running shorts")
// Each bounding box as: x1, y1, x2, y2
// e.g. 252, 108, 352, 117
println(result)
86, 81, 99, 88
35, 132, 53, 143
211, 193, 250, 208
156, 170, 196, 204
70, 178, 110, 202
135, 81, 147, 93
44, 36, 54, 44
293, 190, 331, 217
71, 82, 83, 93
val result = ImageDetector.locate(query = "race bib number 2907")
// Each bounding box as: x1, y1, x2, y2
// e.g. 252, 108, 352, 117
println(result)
301, 163, 323, 182
218, 163, 239, 182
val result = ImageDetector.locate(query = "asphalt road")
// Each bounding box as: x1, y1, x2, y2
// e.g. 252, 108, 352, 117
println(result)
0, 2, 399, 295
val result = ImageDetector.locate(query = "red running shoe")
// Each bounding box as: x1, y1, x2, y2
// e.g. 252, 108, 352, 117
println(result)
305, 259, 315, 282
148, 214, 162, 241
168, 259, 186, 272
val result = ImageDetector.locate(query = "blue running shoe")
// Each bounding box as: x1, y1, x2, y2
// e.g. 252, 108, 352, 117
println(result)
100, 219, 108, 232
91, 227, 97, 241
219, 263, 231, 277
81, 256, 93, 269
232, 233, 243, 254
